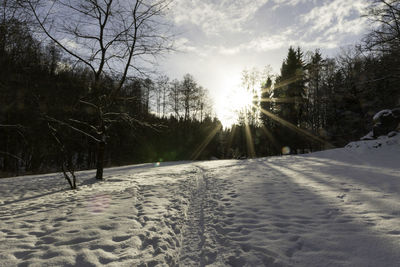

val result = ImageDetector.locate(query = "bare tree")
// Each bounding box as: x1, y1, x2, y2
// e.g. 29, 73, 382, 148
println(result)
156, 75, 169, 117
1, 0, 25, 24
364, 0, 400, 53
47, 123, 76, 189
1, 0, 29, 53
142, 78, 154, 115
363, 0, 400, 89
195, 86, 210, 122
241, 68, 263, 126
23, 0, 173, 179
180, 73, 203, 122
169, 78, 182, 119
167, 75, 210, 121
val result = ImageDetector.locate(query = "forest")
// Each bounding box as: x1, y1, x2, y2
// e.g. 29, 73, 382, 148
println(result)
1, 0, 399, 181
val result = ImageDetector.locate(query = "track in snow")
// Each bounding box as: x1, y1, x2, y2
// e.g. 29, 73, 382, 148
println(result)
1, 136, 400, 267
179, 166, 230, 267
179, 166, 209, 266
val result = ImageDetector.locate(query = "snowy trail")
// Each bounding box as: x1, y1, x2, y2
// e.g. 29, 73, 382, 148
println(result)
1, 136, 400, 266
179, 166, 208, 266
178, 165, 234, 266
194, 157, 400, 266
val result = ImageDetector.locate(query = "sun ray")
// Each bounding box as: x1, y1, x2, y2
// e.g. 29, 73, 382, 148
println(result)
244, 121, 256, 158
256, 105, 335, 149
259, 97, 297, 103
191, 124, 222, 160
226, 124, 238, 156
215, 75, 256, 127
260, 124, 281, 153
273, 75, 303, 90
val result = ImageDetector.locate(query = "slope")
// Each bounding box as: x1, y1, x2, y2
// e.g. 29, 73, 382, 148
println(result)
0, 135, 399, 266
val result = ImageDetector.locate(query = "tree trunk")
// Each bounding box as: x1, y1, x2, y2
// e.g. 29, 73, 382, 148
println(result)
95, 141, 105, 179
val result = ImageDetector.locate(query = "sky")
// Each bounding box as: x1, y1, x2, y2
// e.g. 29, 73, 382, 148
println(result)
158, 0, 371, 124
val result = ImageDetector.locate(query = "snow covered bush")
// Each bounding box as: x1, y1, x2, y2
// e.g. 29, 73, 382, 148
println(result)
371, 108, 400, 138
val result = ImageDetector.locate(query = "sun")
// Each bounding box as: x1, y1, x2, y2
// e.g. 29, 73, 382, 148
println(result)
214, 76, 254, 128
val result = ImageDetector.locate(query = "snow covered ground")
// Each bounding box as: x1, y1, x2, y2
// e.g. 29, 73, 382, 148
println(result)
1, 135, 400, 266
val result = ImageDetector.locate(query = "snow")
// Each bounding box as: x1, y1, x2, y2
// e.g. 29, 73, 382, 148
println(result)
1, 136, 400, 266
360, 130, 374, 140
373, 109, 393, 121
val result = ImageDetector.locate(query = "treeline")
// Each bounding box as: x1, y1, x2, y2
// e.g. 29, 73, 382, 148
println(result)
221, 0, 400, 157
0, 18, 220, 177
224, 44, 400, 158
1, 0, 400, 178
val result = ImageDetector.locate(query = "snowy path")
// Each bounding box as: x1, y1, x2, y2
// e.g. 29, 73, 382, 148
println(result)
191, 154, 400, 266
1, 137, 400, 266
178, 166, 208, 265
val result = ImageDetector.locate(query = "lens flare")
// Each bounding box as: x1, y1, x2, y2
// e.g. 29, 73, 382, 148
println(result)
282, 146, 291, 155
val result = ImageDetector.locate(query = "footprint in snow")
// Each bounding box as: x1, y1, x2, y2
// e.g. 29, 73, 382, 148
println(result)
112, 235, 131, 242
285, 241, 303, 257
337, 193, 346, 199
387, 230, 400, 235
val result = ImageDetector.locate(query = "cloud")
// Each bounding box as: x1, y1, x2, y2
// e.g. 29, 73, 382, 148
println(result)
60, 38, 79, 49
213, 28, 339, 56
218, 46, 241, 55
170, 0, 269, 35
243, 29, 293, 52
178, 30, 343, 61
170, 0, 368, 56
167, 0, 371, 74
271, 0, 314, 9
160, 0, 372, 109
301, 0, 368, 36
174, 37, 198, 52
238, 0, 368, 52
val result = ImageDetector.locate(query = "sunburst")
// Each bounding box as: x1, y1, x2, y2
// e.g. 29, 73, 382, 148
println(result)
193, 75, 334, 160
214, 77, 255, 128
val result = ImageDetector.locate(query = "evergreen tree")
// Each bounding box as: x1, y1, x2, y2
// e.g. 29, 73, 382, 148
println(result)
260, 76, 273, 127
306, 49, 324, 133
274, 47, 306, 153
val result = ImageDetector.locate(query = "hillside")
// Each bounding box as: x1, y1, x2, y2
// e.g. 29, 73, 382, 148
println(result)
1, 134, 399, 266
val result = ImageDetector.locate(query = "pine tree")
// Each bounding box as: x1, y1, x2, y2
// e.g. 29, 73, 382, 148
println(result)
273, 47, 306, 153
275, 47, 306, 126
307, 49, 324, 133
260, 76, 273, 127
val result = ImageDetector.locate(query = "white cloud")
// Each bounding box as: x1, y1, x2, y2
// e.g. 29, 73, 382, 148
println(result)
301, 0, 368, 36
170, 0, 269, 35
164, 0, 370, 91
243, 29, 293, 52
271, 0, 314, 9
218, 46, 241, 55
170, 0, 368, 56
215, 27, 340, 55
174, 37, 198, 52
179, 29, 341, 60
60, 38, 79, 49
240, 0, 369, 52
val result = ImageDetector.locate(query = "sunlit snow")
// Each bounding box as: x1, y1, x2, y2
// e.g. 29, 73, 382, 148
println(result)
1, 135, 399, 266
